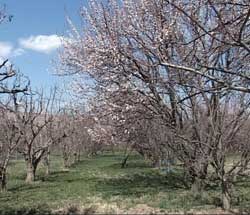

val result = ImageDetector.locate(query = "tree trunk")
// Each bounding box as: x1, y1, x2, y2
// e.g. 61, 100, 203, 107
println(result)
25, 160, 37, 183
0, 168, 7, 192
191, 177, 204, 198
44, 149, 50, 176
73, 152, 77, 164
221, 179, 231, 210
63, 156, 70, 168
152, 158, 161, 168
77, 150, 81, 162
45, 164, 49, 176
111, 146, 115, 155
121, 154, 129, 168
44, 156, 50, 176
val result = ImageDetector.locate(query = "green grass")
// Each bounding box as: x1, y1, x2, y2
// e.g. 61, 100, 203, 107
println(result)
0, 152, 250, 214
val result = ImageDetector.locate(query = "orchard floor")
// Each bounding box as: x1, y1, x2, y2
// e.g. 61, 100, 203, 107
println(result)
0, 152, 250, 214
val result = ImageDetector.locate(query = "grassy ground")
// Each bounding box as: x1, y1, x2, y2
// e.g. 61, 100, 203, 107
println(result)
0, 152, 250, 214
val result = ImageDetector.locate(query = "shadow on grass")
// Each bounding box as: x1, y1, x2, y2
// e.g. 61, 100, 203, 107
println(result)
106, 161, 151, 170
41, 170, 77, 183
7, 182, 57, 194
0, 204, 52, 215
42, 169, 90, 184
11, 172, 27, 181
70, 159, 93, 167
95, 170, 186, 198
0, 204, 98, 215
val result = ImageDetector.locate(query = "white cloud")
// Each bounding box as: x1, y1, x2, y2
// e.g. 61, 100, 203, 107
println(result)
0, 42, 13, 58
0, 42, 25, 61
19, 34, 62, 54
12, 48, 25, 57
0, 34, 62, 60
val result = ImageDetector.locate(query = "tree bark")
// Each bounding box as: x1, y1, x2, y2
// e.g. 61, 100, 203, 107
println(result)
191, 177, 204, 198
121, 154, 129, 168
45, 164, 50, 176
221, 179, 231, 210
44, 149, 50, 176
152, 158, 161, 168
77, 150, 81, 162
73, 152, 77, 164
0, 168, 7, 192
45, 157, 50, 176
63, 156, 70, 168
25, 160, 37, 183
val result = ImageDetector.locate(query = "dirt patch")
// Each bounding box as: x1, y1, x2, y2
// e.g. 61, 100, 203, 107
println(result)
124, 204, 163, 214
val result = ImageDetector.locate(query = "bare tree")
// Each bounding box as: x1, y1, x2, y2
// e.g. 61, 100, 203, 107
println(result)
50, 106, 90, 168
0, 72, 29, 191
15, 88, 56, 183
0, 61, 28, 94
0, 99, 22, 191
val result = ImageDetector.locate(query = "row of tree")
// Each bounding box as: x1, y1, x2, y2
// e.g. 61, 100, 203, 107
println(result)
0, 6, 113, 191
0, 84, 110, 190
0, 70, 110, 192
59, 0, 250, 210
1, 0, 250, 210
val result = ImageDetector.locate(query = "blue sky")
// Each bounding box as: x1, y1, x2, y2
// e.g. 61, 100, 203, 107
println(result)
0, 0, 85, 90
